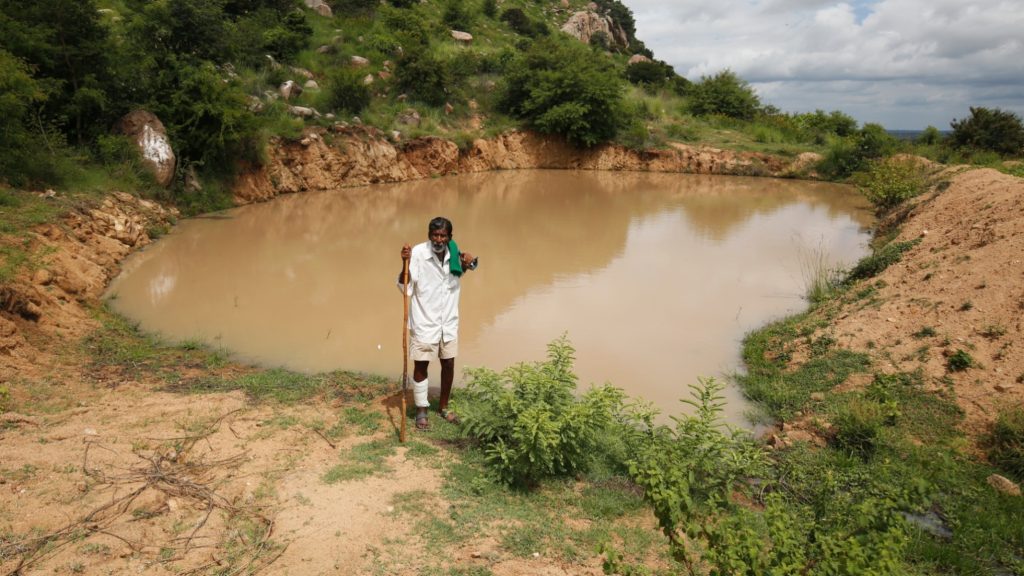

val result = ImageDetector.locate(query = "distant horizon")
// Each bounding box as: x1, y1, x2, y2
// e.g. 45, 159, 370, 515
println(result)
629, 0, 1024, 131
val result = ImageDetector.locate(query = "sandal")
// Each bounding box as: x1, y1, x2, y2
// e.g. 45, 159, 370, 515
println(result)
415, 414, 430, 431
439, 409, 459, 424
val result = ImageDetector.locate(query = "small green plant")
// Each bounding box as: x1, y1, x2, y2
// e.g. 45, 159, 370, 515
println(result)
959, 300, 974, 311
946, 349, 976, 372
0, 384, 10, 412
980, 324, 1007, 339
912, 326, 937, 339
986, 407, 1024, 481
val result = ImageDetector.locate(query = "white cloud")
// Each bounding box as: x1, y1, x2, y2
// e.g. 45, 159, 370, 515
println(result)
628, 0, 1024, 127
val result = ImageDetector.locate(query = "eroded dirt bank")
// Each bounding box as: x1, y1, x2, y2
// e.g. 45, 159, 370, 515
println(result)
232, 127, 818, 204
2, 143, 1022, 573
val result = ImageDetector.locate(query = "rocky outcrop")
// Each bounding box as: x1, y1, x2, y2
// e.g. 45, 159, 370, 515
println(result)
114, 110, 176, 187
232, 127, 808, 204
560, 10, 628, 49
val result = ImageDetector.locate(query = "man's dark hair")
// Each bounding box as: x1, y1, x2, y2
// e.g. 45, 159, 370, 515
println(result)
428, 216, 453, 236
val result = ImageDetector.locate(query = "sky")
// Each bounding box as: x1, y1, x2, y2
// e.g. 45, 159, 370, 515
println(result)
628, 0, 1024, 129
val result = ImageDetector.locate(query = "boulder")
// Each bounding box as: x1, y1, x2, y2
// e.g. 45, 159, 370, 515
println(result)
291, 67, 315, 79
351, 55, 370, 67
304, 80, 320, 90
450, 30, 473, 43
987, 474, 1021, 496
628, 54, 651, 65
113, 110, 176, 187
363, 74, 374, 85
279, 80, 303, 101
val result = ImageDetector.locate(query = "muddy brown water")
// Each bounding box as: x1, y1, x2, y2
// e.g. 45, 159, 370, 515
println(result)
107, 170, 872, 425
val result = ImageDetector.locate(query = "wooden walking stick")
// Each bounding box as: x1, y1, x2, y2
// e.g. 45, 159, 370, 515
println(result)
400, 255, 410, 443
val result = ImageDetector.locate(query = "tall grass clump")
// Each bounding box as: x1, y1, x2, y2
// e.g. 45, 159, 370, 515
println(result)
986, 407, 1024, 480
800, 243, 843, 306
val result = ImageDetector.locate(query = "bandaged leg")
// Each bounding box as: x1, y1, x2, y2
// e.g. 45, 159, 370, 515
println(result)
413, 377, 429, 408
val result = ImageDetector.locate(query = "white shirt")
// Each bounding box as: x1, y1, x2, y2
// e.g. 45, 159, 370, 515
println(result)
398, 242, 461, 343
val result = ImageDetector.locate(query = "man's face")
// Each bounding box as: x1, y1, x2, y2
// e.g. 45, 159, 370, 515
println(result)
429, 228, 450, 255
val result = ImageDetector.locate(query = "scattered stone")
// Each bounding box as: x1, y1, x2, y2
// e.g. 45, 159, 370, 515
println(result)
397, 93, 408, 102
377, 70, 392, 81
304, 80, 320, 90
390, 130, 402, 142
264, 54, 281, 70
351, 116, 362, 125
83, 428, 98, 436
987, 474, 1021, 496
291, 67, 315, 79
468, 99, 478, 111
994, 383, 1010, 392
325, 113, 335, 120
450, 30, 473, 43
32, 269, 52, 286
397, 109, 421, 127
810, 392, 825, 401
628, 54, 651, 65
316, 45, 333, 54
444, 102, 454, 115
184, 165, 203, 194
246, 95, 264, 113
304, 0, 332, 17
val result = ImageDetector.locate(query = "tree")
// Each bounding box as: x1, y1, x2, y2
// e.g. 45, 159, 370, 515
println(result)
0, 50, 53, 186
950, 107, 1024, 157
499, 37, 627, 147
0, 0, 112, 143
687, 70, 761, 120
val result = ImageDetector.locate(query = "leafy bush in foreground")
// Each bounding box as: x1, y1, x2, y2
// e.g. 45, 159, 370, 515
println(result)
454, 336, 627, 487
687, 70, 761, 120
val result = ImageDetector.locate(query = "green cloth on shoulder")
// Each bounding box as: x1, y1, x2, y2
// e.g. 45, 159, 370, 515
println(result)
448, 239, 463, 277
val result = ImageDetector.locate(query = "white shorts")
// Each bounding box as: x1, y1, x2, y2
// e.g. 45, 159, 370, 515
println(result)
410, 336, 458, 361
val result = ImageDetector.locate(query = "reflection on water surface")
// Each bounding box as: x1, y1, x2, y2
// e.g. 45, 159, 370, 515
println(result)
107, 170, 872, 425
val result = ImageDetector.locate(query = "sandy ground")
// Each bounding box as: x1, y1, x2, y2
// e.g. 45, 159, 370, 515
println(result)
3, 164, 1023, 574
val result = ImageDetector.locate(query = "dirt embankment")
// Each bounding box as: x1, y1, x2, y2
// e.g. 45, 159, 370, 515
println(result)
799, 167, 1024, 436
1, 192, 178, 384
232, 127, 819, 204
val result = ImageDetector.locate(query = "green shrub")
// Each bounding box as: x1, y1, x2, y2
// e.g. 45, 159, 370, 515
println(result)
687, 70, 761, 120
950, 106, 1024, 157
0, 384, 10, 412
0, 49, 56, 187
845, 239, 919, 283
324, 67, 372, 115
794, 109, 858, 138
443, 0, 474, 31
499, 37, 627, 147
499, 8, 547, 38
482, 0, 497, 18
915, 125, 944, 146
454, 336, 628, 487
395, 51, 453, 106
857, 157, 928, 211
986, 408, 1024, 480
831, 398, 884, 458
818, 124, 898, 179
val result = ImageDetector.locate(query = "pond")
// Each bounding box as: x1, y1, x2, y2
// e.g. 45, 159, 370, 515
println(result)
106, 170, 873, 425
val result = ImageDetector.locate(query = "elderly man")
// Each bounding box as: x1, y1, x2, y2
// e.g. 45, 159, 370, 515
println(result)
398, 216, 477, 430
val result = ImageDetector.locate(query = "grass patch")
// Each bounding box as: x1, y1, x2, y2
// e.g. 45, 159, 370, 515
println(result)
322, 438, 398, 484
845, 238, 920, 283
